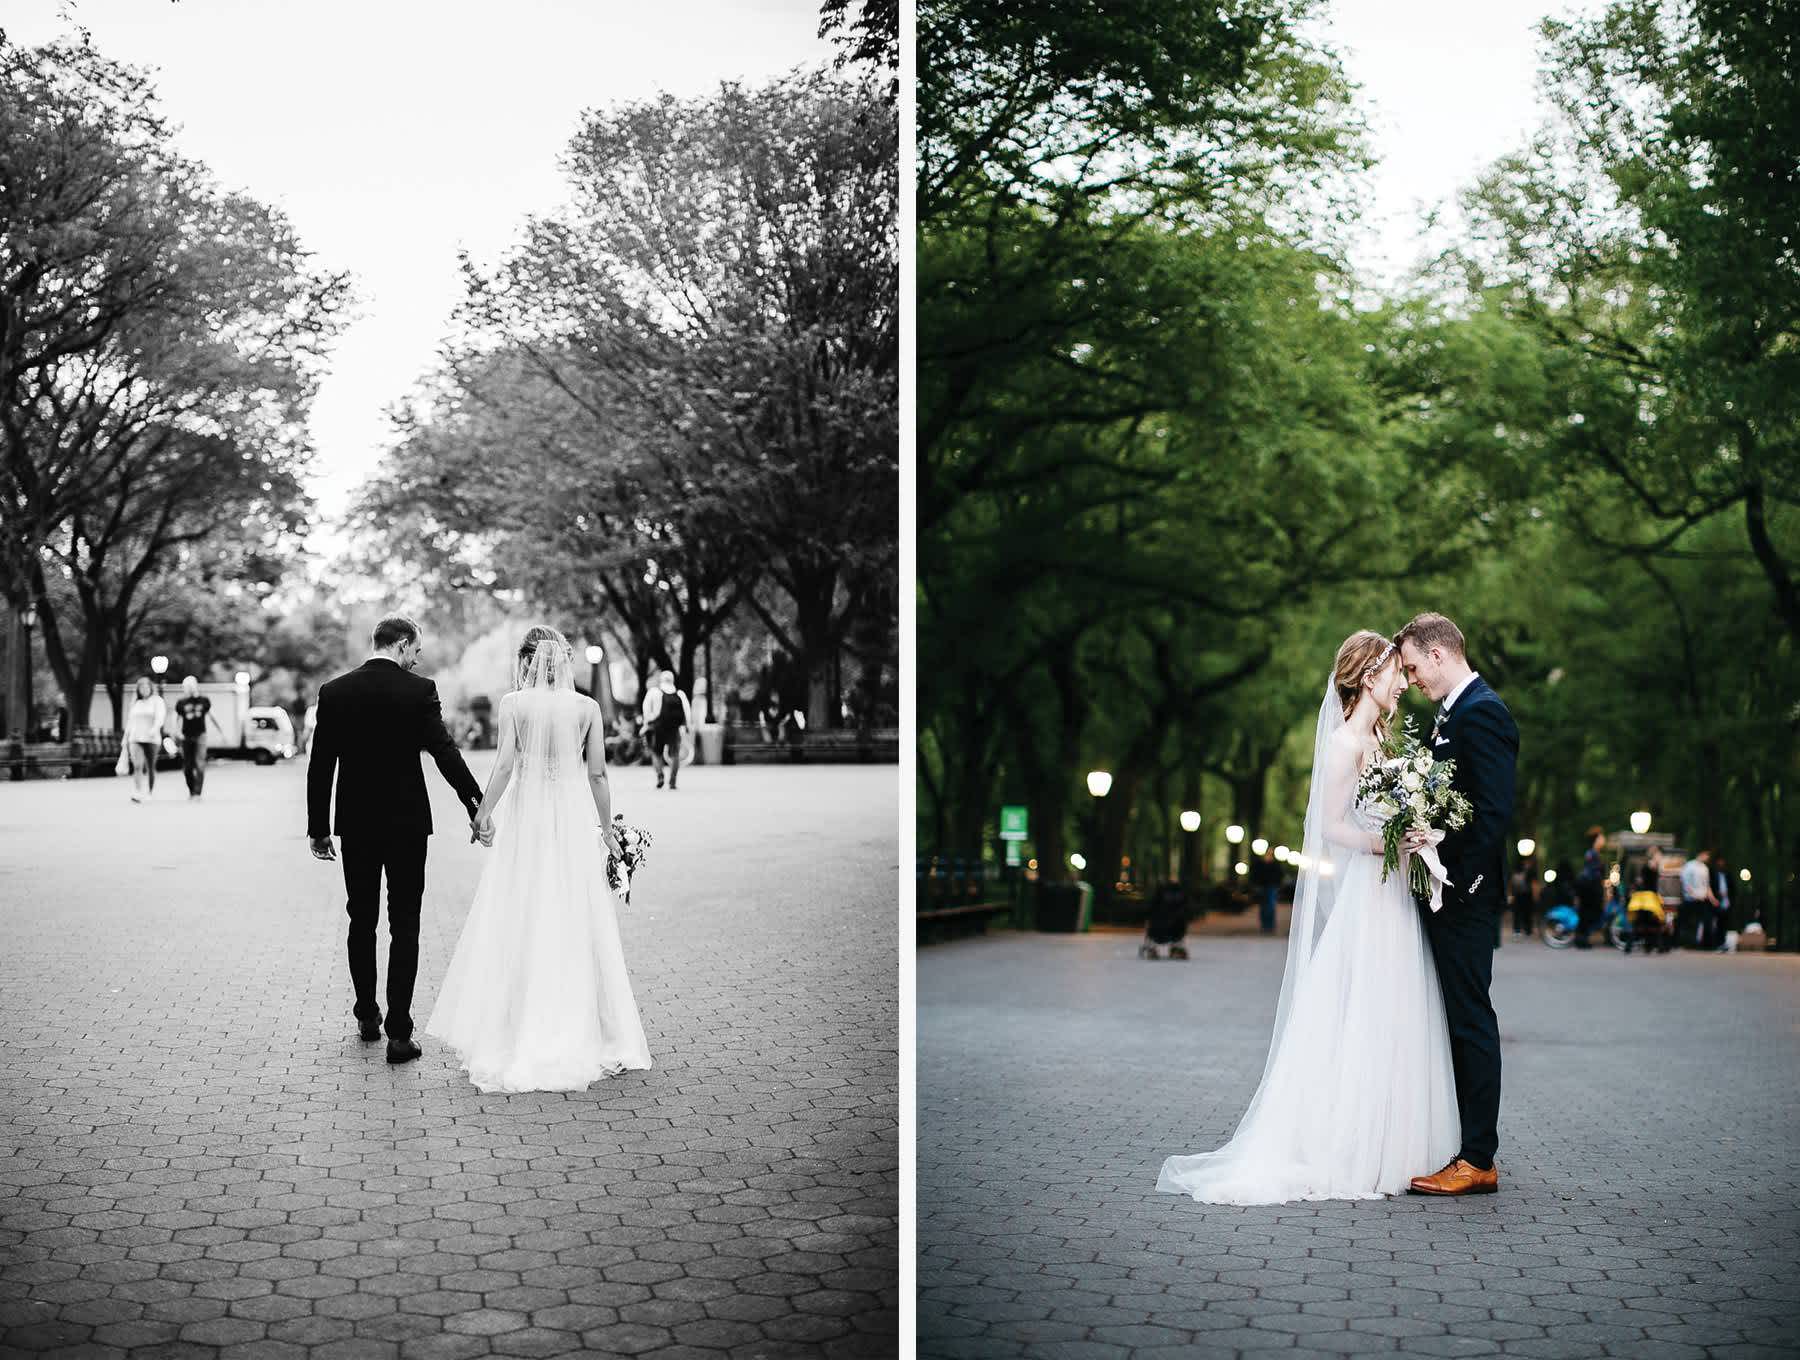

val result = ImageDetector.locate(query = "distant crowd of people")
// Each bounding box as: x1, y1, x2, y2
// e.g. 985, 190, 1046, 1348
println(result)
1509, 826, 1747, 952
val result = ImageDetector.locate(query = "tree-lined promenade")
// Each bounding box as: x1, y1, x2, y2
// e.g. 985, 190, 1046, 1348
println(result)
2, 5, 898, 751
917, 0, 1798, 934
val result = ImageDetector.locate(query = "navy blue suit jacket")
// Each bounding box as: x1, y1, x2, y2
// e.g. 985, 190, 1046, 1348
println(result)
1430, 676, 1519, 916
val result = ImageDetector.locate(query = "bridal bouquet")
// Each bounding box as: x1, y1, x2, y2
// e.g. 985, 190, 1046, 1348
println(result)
605, 815, 653, 903
1355, 716, 1471, 904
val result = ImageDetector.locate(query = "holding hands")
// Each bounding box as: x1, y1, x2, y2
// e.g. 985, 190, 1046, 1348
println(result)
470, 812, 496, 848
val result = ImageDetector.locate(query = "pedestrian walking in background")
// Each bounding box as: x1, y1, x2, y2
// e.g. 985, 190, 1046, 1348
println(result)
1575, 826, 1606, 950
642, 670, 693, 790
122, 676, 166, 803
1250, 846, 1282, 934
174, 677, 223, 798
1509, 854, 1538, 939
1708, 852, 1732, 950
1677, 847, 1716, 949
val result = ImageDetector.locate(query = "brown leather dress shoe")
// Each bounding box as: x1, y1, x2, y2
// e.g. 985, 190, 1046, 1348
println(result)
1408, 1158, 1499, 1195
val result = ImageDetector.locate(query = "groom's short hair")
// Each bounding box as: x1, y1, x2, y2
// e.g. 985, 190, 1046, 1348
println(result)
1395, 613, 1465, 657
371, 614, 420, 650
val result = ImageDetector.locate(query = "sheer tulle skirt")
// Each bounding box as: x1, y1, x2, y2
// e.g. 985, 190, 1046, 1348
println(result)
1156, 852, 1458, 1203
426, 775, 651, 1093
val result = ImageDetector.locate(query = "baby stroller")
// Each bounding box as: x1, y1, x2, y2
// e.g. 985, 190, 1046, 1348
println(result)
1140, 880, 1192, 960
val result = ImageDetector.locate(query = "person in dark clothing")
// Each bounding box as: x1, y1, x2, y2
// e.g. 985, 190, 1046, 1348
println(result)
307, 615, 485, 1064
1249, 848, 1282, 934
1508, 855, 1538, 939
173, 676, 224, 797
1574, 826, 1607, 950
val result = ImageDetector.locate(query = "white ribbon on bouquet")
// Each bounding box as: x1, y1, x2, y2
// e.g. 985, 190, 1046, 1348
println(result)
1413, 842, 1453, 913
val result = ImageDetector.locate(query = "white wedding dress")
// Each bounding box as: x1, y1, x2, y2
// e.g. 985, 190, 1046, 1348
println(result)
426, 680, 651, 1094
1157, 686, 1459, 1203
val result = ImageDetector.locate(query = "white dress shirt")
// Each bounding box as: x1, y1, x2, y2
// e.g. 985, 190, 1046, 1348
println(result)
1440, 671, 1481, 717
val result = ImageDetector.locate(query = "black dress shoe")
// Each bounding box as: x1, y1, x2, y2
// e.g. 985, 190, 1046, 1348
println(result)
358, 1019, 383, 1042
386, 1037, 422, 1064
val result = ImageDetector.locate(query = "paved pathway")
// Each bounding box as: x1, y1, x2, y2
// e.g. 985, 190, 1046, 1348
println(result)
919, 929, 1800, 1359
0, 756, 897, 1358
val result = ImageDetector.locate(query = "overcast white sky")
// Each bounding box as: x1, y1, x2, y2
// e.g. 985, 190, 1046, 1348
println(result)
1313, 0, 1602, 285
6, 0, 836, 539
9, 0, 1598, 540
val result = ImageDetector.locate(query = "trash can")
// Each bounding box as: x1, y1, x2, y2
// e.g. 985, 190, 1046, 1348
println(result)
696, 723, 725, 766
1036, 881, 1088, 933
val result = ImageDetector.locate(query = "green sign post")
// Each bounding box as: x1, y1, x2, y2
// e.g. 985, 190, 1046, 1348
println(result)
999, 805, 1029, 841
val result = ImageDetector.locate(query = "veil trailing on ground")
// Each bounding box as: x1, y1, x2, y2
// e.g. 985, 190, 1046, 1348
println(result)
1254, 679, 1356, 1089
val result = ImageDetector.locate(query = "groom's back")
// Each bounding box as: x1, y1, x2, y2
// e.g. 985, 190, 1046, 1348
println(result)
309, 661, 437, 838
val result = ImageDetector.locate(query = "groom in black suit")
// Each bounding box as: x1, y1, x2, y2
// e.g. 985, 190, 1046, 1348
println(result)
307, 615, 487, 1064
1396, 612, 1519, 1195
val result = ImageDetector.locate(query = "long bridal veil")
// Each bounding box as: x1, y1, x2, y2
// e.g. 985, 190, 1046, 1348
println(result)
1234, 682, 1355, 1113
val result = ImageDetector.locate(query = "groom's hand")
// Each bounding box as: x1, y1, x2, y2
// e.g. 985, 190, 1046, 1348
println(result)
309, 836, 336, 861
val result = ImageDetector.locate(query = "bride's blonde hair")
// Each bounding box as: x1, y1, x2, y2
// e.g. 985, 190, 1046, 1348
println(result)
515, 624, 574, 690
1333, 630, 1397, 743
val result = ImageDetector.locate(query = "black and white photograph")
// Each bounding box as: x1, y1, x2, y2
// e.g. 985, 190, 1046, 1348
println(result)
0, 1, 898, 1356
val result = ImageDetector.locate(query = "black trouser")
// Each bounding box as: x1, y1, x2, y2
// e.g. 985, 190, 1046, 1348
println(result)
1424, 902, 1502, 1169
1510, 895, 1533, 936
1629, 910, 1669, 953
1675, 899, 1707, 949
339, 835, 428, 1040
181, 735, 208, 795
651, 724, 683, 784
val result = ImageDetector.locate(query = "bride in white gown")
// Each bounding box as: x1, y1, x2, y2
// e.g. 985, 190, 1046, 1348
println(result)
426, 626, 652, 1093
1157, 630, 1459, 1203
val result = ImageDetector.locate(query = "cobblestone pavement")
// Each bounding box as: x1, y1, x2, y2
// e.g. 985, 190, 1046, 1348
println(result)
0, 756, 897, 1358
919, 929, 1800, 1360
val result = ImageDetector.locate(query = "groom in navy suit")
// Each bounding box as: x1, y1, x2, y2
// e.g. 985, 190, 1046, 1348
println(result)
1396, 612, 1519, 1195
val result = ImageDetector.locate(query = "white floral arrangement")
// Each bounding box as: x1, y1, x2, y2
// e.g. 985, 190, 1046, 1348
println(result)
605, 815, 653, 903
1355, 715, 1472, 900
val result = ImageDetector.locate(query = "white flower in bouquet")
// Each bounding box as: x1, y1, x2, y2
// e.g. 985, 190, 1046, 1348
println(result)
604, 815, 653, 903
1354, 715, 1473, 899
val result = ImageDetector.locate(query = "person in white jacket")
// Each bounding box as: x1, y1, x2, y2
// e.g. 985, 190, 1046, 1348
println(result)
122, 677, 167, 802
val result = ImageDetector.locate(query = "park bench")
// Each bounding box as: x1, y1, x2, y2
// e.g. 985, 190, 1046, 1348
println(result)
724, 725, 900, 764
0, 740, 77, 780
916, 899, 1011, 944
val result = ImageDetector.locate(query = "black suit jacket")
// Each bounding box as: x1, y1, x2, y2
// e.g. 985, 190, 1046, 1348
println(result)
305, 659, 483, 841
1431, 676, 1519, 916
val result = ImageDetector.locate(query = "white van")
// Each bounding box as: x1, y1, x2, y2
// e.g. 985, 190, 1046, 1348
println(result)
242, 707, 297, 764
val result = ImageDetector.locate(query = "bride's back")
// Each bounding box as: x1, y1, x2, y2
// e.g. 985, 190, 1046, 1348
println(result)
504, 688, 594, 781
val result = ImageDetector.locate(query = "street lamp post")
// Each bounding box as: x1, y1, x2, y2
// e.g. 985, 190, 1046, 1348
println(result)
150, 655, 169, 700
20, 604, 35, 741
1085, 770, 1111, 897
234, 672, 251, 752
1630, 810, 1652, 836
585, 644, 614, 729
